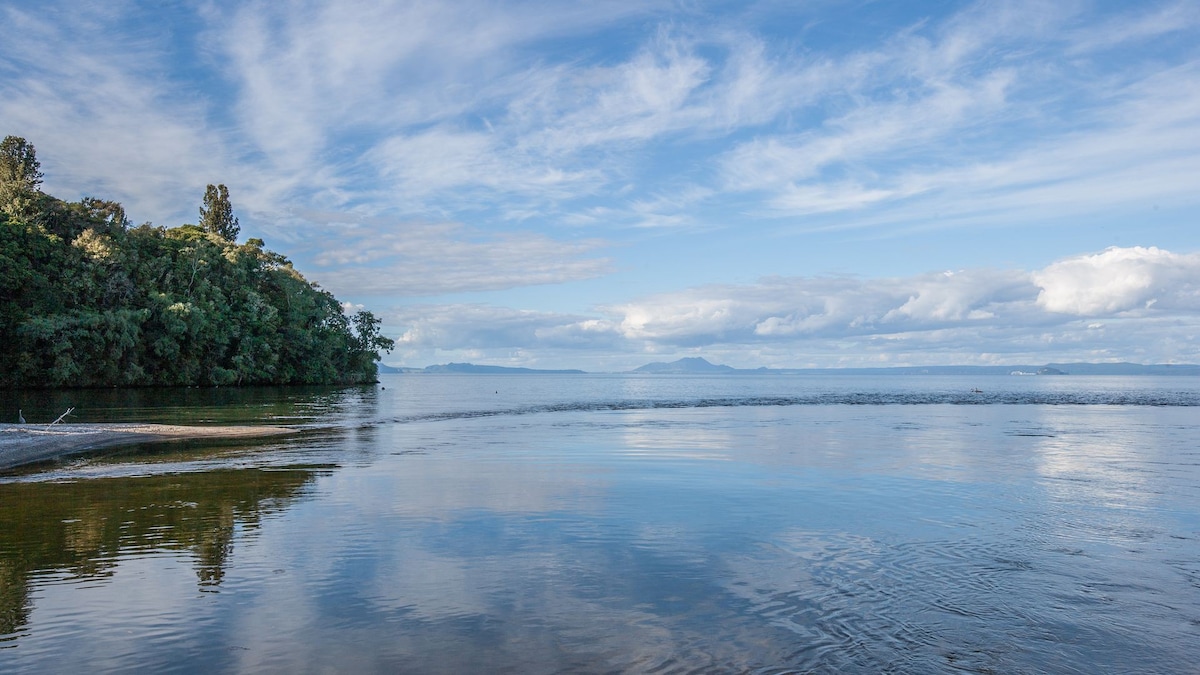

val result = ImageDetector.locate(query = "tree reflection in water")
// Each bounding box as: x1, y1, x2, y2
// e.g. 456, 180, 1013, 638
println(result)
0, 467, 317, 636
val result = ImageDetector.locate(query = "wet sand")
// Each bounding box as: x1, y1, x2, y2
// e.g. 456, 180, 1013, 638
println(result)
0, 423, 299, 471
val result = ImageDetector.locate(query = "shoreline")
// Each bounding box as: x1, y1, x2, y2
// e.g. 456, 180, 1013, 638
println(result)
0, 423, 299, 471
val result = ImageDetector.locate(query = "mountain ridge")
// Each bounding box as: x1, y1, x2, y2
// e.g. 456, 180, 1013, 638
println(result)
632, 357, 739, 374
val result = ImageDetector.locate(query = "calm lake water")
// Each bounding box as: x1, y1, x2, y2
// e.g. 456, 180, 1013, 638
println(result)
2, 373, 1199, 673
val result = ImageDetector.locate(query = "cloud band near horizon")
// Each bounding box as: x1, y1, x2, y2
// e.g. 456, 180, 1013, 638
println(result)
384, 246, 1200, 370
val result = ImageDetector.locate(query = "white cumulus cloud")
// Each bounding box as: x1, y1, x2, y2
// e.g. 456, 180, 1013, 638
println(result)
1033, 246, 1200, 315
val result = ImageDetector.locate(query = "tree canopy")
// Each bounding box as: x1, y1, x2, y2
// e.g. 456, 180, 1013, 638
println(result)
0, 135, 393, 389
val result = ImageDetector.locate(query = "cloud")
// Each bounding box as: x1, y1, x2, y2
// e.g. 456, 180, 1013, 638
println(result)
382, 304, 628, 371
212, 0, 688, 220
305, 221, 612, 297
609, 247, 1200, 346
712, 3, 1200, 231
1065, 1, 1200, 55
0, 4, 225, 221
1034, 246, 1200, 315
721, 70, 1014, 195
610, 268, 1040, 344
210, 0, 1199, 238
6, 0, 1198, 240
359, 27, 805, 219
218, 0, 670, 154
383, 247, 1200, 369
392, 304, 620, 350
364, 127, 603, 211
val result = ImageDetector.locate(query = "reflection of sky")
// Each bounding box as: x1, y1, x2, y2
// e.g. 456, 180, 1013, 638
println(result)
24, 557, 206, 670
1025, 406, 1159, 508
615, 409, 736, 461
4, 396, 1200, 672
222, 406, 1200, 670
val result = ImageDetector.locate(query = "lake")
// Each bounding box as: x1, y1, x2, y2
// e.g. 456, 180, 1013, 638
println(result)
2, 373, 1199, 673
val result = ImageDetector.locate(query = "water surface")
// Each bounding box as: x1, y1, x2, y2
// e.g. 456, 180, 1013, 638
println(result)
2, 374, 1198, 673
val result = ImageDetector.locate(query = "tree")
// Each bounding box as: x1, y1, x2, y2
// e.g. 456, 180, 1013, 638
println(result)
80, 197, 130, 232
0, 136, 42, 189
0, 136, 43, 218
349, 310, 395, 381
199, 184, 239, 242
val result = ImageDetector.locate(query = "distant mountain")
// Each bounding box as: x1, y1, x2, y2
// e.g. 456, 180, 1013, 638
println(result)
384, 362, 586, 374
631, 357, 740, 374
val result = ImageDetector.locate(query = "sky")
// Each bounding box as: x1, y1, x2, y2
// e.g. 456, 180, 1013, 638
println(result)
2, 0, 1199, 371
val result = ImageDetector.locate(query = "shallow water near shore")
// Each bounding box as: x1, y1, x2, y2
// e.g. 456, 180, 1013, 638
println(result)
1, 373, 1199, 673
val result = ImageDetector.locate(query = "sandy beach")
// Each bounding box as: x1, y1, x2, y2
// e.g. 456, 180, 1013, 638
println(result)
0, 423, 299, 471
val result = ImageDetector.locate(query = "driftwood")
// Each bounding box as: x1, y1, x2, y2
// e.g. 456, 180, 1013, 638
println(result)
46, 406, 75, 428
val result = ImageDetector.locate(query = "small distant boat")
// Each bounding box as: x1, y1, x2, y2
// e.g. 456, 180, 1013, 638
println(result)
971, 388, 983, 394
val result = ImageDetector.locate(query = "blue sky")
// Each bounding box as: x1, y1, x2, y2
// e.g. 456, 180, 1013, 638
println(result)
3, 0, 1199, 370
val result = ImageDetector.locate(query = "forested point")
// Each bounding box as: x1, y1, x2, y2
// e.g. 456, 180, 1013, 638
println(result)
0, 136, 394, 389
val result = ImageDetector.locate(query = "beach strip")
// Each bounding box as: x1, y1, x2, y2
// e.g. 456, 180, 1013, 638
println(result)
0, 423, 299, 471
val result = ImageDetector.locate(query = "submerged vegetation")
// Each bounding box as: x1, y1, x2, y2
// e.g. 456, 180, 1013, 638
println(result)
0, 136, 393, 388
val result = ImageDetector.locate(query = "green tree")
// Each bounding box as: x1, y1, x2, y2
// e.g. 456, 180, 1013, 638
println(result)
80, 197, 130, 232
199, 184, 239, 242
349, 310, 395, 381
0, 136, 43, 219
0, 136, 42, 189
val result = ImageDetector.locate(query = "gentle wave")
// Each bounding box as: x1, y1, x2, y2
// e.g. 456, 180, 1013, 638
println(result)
365, 389, 1200, 426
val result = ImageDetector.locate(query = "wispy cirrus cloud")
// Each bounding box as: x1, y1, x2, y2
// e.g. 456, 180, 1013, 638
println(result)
7, 0, 1198, 236
711, 2, 1200, 230
1064, 1, 1200, 55
721, 69, 1015, 210
759, 60, 1200, 235
360, 27, 803, 218
305, 221, 611, 297
0, 3, 223, 219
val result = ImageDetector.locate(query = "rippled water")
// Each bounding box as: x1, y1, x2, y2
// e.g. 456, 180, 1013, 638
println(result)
2, 374, 1199, 673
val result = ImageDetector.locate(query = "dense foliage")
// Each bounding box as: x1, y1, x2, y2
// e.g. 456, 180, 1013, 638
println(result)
0, 136, 393, 388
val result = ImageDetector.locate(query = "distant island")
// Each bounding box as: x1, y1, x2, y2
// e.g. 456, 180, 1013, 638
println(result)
1, 136, 394, 388
632, 357, 742, 374
384, 357, 1200, 377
